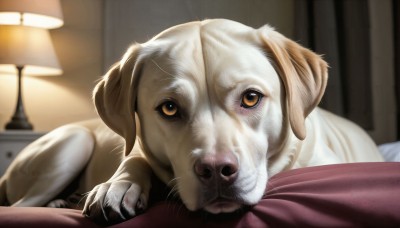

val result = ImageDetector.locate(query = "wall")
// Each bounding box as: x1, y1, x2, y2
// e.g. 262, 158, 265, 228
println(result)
104, 0, 294, 69
0, 0, 103, 132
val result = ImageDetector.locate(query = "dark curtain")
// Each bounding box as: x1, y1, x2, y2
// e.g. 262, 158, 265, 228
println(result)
294, 0, 373, 130
394, 0, 400, 139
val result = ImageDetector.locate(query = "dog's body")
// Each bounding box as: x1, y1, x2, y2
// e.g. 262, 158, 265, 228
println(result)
0, 19, 383, 223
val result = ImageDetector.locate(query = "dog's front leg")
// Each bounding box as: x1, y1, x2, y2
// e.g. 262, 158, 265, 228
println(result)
82, 155, 152, 224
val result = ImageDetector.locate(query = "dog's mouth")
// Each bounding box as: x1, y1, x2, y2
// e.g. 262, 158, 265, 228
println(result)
203, 197, 242, 214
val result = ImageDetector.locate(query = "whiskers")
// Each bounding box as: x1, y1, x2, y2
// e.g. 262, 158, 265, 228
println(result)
166, 177, 181, 201
164, 177, 188, 217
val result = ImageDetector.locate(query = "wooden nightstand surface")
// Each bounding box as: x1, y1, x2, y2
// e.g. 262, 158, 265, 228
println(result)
0, 131, 45, 176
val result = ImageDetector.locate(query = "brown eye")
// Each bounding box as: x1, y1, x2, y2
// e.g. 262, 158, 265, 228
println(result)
158, 100, 180, 118
241, 90, 263, 108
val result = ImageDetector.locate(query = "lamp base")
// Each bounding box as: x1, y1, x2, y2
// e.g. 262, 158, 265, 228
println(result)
5, 66, 33, 130
5, 116, 33, 130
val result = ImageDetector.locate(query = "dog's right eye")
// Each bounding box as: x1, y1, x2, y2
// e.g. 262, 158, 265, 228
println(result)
157, 100, 180, 119
241, 90, 263, 109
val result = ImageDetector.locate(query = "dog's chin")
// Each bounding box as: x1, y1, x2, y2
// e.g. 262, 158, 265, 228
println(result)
203, 199, 242, 214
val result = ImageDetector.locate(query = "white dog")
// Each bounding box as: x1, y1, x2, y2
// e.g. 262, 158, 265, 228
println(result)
0, 19, 383, 223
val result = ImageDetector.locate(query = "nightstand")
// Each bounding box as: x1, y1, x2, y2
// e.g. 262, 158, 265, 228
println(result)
0, 131, 45, 176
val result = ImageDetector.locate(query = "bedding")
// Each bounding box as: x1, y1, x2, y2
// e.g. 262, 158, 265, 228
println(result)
0, 162, 399, 227
379, 141, 400, 162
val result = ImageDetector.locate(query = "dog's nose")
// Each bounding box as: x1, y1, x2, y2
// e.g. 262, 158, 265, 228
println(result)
194, 152, 238, 185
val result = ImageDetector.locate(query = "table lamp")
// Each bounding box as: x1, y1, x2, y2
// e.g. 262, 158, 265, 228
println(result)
0, 0, 63, 130
0, 0, 63, 29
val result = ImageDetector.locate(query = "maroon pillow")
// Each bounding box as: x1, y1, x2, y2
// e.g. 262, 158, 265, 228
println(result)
1, 162, 399, 228
0, 207, 98, 228
111, 162, 400, 228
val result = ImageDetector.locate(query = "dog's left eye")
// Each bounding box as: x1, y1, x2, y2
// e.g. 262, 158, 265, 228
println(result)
241, 90, 263, 108
157, 100, 180, 119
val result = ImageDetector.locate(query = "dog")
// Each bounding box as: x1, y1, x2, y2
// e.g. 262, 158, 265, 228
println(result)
0, 19, 384, 223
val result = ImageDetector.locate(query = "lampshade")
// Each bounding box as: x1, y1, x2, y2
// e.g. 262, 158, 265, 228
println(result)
0, 25, 62, 76
0, 0, 63, 29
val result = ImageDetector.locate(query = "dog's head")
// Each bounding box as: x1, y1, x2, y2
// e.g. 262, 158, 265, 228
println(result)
94, 19, 327, 214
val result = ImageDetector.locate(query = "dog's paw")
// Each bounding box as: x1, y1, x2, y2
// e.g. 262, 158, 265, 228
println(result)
82, 180, 148, 224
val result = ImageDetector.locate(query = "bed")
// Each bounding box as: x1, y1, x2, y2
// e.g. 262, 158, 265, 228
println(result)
1, 160, 399, 227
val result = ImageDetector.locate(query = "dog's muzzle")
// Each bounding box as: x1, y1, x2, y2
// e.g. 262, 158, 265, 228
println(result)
194, 152, 242, 213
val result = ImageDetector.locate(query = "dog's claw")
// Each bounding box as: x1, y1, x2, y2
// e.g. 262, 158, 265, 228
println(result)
82, 181, 149, 224
105, 205, 126, 223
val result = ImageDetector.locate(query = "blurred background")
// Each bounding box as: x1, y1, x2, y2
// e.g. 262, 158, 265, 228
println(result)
0, 0, 398, 144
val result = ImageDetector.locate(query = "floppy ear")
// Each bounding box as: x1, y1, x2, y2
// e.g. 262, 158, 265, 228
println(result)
93, 44, 142, 155
260, 26, 328, 140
